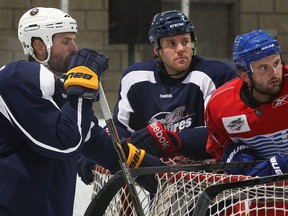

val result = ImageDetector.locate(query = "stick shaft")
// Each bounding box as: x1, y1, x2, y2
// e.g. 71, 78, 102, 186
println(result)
98, 82, 144, 216
129, 160, 265, 176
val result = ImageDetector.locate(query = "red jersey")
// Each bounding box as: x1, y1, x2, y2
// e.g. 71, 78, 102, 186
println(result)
205, 65, 288, 159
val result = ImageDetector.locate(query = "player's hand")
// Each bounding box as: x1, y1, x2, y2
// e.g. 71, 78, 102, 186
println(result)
267, 155, 288, 175
239, 155, 288, 177
77, 157, 96, 185
120, 141, 166, 193
128, 121, 182, 158
64, 48, 109, 101
222, 142, 288, 176
121, 141, 146, 168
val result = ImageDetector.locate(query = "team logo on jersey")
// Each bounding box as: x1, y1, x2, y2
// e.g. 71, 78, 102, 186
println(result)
222, 114, 251, 134
272, 94, 288, 108
149, 106, 194, 132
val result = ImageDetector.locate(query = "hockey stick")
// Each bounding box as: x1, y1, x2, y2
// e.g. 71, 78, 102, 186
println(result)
129, 160, 265, 176
84, 171, 125, 216
84, 160, 264, 216
192, 172, 288, 216
97, 82, 144, 216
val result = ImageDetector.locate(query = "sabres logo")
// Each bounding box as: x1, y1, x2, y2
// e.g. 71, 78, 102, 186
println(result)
30, 8, 39, 16
227, 117, 244, 131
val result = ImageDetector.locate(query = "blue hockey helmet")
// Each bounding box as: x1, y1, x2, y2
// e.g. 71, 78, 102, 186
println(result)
232, 30, 280, 75
148, 10, 195, 49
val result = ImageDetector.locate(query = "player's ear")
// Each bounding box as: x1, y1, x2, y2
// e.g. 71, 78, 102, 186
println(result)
239, 70, 250, 82
153, 44, 161, 57
32, 38, 47, 60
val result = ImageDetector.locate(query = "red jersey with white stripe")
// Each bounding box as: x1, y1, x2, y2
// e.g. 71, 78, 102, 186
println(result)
205, 65, 288, 160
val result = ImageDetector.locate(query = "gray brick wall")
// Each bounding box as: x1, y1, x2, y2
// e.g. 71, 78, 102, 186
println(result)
239, 0, 288, 60
0, 0, 287, 117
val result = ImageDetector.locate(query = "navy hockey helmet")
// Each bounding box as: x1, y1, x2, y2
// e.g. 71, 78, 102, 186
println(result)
148, 10, 195, 49
232, 30, 280, 75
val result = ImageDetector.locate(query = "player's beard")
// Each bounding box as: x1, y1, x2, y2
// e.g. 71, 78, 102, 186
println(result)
250, 76, 282, 102
48, 53, 72, 77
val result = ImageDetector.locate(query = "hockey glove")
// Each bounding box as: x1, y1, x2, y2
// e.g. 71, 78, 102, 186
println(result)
222, 142, 259, 175
77, 157, 95, 185
128, 121, 182, 158
121, 141, 165, 193
64, 48, 109, 101
121, 142, 146, 168
222, 142, 288, 176
247, 155, 288, 177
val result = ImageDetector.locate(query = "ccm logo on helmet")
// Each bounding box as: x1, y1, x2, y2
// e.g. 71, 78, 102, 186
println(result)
67, 72, 93, 80
149, 122, 170, 149
170, 23, 184, 28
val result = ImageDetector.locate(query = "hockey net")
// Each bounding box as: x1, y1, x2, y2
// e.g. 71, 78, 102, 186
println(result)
90, 156, 288, 216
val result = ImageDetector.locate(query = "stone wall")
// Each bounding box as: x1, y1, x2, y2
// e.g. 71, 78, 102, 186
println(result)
0, 0, 287, 117
239, 0, 288, 59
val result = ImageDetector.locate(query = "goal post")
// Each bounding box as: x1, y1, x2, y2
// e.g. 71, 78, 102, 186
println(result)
86, 157, 288, 216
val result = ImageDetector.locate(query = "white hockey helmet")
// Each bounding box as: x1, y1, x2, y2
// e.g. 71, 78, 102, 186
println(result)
18, 7, 78, 57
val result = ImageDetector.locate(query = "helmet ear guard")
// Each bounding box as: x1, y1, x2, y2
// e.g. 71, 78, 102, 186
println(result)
148, 10, 196, 49
232, 30, 280, 75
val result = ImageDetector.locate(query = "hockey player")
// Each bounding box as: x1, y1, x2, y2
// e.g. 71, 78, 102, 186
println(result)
0, 7, 162, 216
205, 30, 288, 215
205, 29, 288, 176
78, 10, 237, 184
113, 10, 237, 159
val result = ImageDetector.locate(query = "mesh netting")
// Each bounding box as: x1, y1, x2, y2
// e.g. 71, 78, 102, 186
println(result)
91, 157, 288, 216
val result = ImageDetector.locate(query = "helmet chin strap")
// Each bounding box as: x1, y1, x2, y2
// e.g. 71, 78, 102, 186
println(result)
30, 46, 52, 71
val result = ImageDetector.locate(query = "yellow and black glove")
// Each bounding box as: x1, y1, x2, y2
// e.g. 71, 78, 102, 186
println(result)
64, 48, 109, 101
121, 141, 165, 194
125, 143, 146, 168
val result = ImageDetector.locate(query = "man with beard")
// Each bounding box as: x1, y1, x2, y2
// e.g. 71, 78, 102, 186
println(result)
205, 29, 288, 216
78, 10, 237, 186
112, 10, 237, 160
205, 29, 287, 176
0, 7, 163, 216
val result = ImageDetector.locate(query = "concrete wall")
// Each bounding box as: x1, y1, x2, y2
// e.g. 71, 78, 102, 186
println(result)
0, 0, 287, 117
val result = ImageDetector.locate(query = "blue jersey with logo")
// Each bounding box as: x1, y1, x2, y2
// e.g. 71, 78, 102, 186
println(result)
113, 56, 237, 159
0, 60, 115, 216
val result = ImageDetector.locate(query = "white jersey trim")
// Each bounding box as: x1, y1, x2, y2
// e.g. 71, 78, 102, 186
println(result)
183, 70, 216, 109
118, 70, 156, 133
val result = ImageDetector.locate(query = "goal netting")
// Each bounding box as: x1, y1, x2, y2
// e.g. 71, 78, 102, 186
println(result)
88, 157, 288, 216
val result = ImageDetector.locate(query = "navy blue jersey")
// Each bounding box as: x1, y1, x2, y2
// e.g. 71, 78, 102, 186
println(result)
0, 61, 105, 216
113, 56, 237, 159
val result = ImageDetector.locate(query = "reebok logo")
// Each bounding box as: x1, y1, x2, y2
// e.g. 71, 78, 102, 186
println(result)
272, 94, 288, 108
160, 94, 172, 98
149, 122, 170, 150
